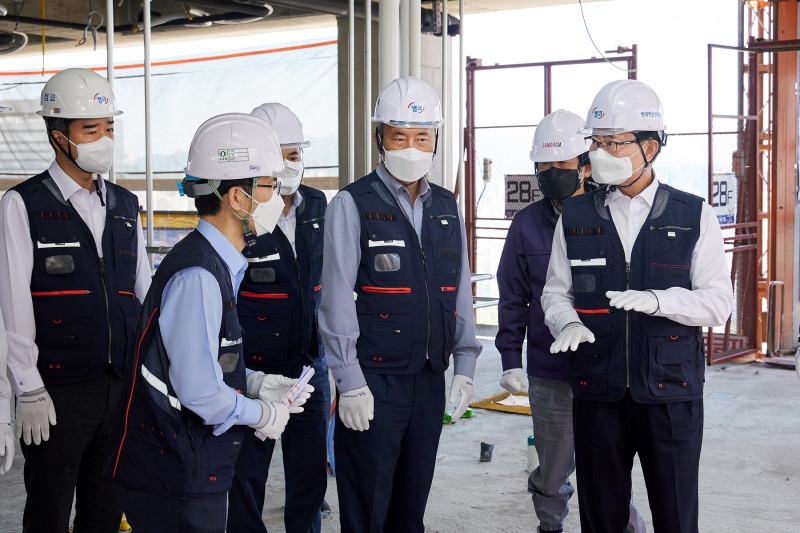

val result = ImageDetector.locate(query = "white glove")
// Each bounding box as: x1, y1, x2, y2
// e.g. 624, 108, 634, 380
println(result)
15, 387, 57, 445
338, 385, 374, 432
550, 322, 596, 353
0, 423, 14, 474
448, 375, 474, 422
499, 368, 529, 393
252, 400, 290, 441
246, 372, 313, 414
606, 290, 659, 315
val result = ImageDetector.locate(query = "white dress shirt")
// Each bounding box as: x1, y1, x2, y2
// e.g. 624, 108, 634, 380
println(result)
542, 177, 734, 337
0, 161, 152, 394
276, 190, 302, 257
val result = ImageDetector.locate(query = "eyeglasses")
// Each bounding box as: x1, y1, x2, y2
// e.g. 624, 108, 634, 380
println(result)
585, 137, 638, 153
254, 182, 280, 190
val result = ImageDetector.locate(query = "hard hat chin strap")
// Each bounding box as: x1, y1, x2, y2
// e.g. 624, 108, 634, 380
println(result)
211, 179, 259, 247
611, 140, 651, 193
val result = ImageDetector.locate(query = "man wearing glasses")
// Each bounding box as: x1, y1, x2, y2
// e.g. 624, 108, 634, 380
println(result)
112, 114, 309, 533
542, 80, 733, 532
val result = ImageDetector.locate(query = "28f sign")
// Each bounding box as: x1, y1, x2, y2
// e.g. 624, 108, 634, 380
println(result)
504, 174, 543, 219
712, 172, 736, 225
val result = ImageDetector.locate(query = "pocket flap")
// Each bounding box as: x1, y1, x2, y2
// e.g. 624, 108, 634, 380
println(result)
656, 345, 690, 364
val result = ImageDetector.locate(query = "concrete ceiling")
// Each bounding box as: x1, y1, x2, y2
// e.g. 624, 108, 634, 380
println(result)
0, 0, 604, 56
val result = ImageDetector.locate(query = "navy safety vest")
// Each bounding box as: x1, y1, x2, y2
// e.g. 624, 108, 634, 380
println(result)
561, 183, 704, 404
113, 230, 247, 499
11, 171, 142, 384
344, 172, 461, 374
238, 185, 326, 376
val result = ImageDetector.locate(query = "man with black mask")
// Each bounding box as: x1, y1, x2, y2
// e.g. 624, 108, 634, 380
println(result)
496, 109, 645, 533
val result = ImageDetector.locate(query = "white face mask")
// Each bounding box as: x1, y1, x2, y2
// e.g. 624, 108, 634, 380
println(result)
251, 188, 285, 236
69, 136, 115, 174
279, 160, 304, 196
588, 147, 645, 186
383, 147, 433, 183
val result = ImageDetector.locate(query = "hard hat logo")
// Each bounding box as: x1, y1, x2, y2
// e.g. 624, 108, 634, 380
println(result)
408, 102, 425, 113
43, 92, 56, 102
94, 94, 108, 105
592, 107, 605, 120
542, 141, 562, 149
640, 111, 661, 118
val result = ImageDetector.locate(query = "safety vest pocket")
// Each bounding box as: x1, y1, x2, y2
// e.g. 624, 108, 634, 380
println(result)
356, 311, 414, 368
569, 337, 610, 396
647, 338, 703, 397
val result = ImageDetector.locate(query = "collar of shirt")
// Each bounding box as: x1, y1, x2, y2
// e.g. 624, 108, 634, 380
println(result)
376, 162, 432, 203
279, 188, 303, 223
48, 160, 106, 203
604, 175, 661, 209
195, 219, 248, 293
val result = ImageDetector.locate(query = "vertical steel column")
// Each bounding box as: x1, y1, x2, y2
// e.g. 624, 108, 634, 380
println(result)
364, 0, 372, 173
441, 0, 448, 188
106, 0, 116, 184
457, 0, 465, 212
379, 0, 400, 90
348, 0, 355, 183
465, 58, 478, 273
409, 0, 421, 78
143, 0, 154, 256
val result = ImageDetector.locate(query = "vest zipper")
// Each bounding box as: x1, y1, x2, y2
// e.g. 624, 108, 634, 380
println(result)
422, 247, 431, 358
99, 258, 112, 363
650, 225, 691, 231
625, 262, 631, 389
295, 253, 306, 359
186, 424, 198, 476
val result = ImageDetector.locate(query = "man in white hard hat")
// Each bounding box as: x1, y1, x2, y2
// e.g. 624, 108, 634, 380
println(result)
497, 109, 645, 533
227, 103, 330, 533
319, 76, 482, 532
111, 113, 311, 533
0, 68, 151, 531
542, 80, 733, 532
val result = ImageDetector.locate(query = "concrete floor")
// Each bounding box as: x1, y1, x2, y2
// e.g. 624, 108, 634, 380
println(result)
1, 329, 799, 532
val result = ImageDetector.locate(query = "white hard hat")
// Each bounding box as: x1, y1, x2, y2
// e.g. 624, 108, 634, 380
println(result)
183, 113, 295, 197
37, 68, 122, 119
582, 79, 666, 141
250, 103, 310, 148
372, 76, 443, 128
530, 109, 590, 163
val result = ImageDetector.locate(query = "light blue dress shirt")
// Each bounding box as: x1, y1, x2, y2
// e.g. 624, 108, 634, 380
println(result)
159, 219, 262, 435
319, 164, 482, 393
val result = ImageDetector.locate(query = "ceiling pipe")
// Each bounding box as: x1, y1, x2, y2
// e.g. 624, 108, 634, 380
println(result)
162, 0, 272, 18
0, 15, 86, 32
266, 0, 379, 21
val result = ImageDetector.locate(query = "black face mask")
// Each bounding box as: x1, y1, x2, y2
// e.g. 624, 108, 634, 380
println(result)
536, 167, 582, 201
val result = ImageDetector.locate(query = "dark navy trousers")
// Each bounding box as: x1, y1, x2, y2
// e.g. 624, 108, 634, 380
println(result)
335, 362, 446, 533
21, 365, 122, 533
120, 486, 227, 533
227, 356, 331, 533
573, 391, 704, 533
